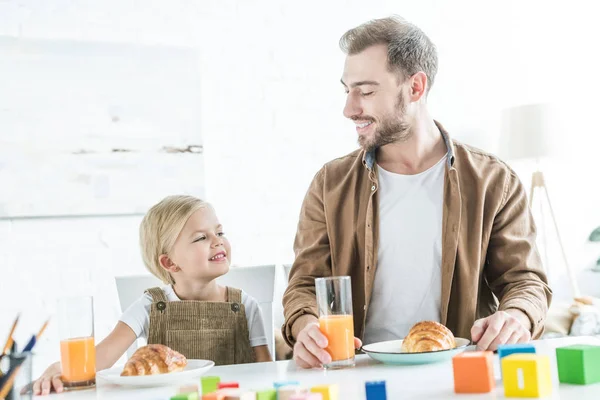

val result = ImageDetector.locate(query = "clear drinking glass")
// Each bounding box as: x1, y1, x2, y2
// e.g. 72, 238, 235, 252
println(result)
315, 276, 355, 369
57, 296, 96, 390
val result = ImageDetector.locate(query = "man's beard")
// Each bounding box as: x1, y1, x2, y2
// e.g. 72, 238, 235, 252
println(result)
357, 92, 412, 153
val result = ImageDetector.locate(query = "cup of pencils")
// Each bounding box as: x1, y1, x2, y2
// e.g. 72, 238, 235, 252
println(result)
0, 315, 49, 400
0, 352, 32, 400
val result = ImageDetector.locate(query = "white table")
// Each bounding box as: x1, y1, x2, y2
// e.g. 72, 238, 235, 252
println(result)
39, 336, 600, 400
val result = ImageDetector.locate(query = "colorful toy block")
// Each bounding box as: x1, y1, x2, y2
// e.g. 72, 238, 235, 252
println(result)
201, 390, 253, 400
365, 381, 386, 399
501, 354, 552, 398
452, 351, 495, 393
277, 385, 308, 400
310, 384, 338, 400
178, 384, 200, 394
256, 388, 277, 400
219, 389, 255, 400
274, 380, 300, 389
556, 344, 600, 385
171, 393, 199, 400
218, 382, 240, 390
201, 393, 223, 400
289, 394, 322, 400
202, 376, 221, 394
498, 343, 536, 359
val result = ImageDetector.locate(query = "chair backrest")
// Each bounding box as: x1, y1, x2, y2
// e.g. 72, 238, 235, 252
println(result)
114, 264, 277, 359
283, 264, 293, 282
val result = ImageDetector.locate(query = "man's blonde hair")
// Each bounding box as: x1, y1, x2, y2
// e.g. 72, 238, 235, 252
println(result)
339, 15, 438, 94
139, 195, 209, 284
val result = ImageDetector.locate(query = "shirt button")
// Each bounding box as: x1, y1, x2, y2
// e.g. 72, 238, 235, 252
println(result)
363, 305, 367, 311
231, 303, 240, 312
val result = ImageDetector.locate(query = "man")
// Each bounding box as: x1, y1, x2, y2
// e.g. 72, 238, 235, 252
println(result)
282, 16, 552, 369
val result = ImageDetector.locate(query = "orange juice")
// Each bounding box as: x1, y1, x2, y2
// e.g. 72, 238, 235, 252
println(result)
60, 336, 96, 383
319, 315, 354, 361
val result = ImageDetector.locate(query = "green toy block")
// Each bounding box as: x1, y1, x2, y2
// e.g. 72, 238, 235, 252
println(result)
201, 376, 221, 394
556, 344, 600, 385
256, 388, 277, 400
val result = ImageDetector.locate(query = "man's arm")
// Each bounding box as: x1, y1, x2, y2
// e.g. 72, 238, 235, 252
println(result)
282, 167, 332, 347
485, 170, 552, 339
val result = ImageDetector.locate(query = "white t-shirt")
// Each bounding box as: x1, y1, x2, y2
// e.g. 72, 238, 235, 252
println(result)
120, 285, 268, 348
363, 156, 446, 345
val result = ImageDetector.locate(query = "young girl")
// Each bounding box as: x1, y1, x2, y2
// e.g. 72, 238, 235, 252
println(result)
33, 195, 272, 395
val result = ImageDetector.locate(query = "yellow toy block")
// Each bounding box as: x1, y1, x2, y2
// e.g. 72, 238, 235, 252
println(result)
311, 384, 339, 400
501, 354, 552, 398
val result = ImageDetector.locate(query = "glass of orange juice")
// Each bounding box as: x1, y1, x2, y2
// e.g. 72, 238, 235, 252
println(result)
315, 276, 355, 369
57, 296, 96, 390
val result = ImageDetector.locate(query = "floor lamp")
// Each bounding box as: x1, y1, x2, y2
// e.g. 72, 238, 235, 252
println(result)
499, 103, 581, 299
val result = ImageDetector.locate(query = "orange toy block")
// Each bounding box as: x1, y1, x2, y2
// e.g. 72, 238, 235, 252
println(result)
452, 351, 495, 393
202, 393, 223, 400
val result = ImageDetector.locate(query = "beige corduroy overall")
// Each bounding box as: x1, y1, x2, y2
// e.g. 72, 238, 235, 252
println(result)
145, 286, 254, 366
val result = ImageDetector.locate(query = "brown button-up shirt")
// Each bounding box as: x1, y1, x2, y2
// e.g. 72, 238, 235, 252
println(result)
282, 121, 552, 347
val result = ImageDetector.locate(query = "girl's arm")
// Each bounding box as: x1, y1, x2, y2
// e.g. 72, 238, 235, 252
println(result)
253, 345, 272, 362
33, 322, 137, 396
95, 321, 138, 369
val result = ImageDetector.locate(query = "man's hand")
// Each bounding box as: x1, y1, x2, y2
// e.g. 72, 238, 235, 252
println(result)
471, 309, 532, 351
292, 315, 362, 369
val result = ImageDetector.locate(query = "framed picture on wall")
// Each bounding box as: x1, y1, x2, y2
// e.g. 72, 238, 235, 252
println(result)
0, 37, 204, 218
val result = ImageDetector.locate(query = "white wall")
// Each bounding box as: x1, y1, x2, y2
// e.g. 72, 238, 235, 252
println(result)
1, 0, 599, 375
0, 4, 206, 374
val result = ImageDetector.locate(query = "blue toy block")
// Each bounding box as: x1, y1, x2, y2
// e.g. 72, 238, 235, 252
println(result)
498, 343, 536, 359
274, 380, 300, 389
365, 381, 387, 400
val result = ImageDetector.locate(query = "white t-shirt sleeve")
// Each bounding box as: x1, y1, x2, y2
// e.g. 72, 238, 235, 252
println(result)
241, 292, 268, 348
119, 292, 153, 340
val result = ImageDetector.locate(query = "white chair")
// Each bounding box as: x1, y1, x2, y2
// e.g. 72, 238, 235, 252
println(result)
114, 265, 276, 359
283, 264, 293, 282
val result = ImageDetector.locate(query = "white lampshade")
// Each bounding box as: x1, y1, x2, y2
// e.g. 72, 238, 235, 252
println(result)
498, 103, 557, 161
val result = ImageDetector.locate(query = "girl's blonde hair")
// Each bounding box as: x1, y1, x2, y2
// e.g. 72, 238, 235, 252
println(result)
139, 195, 210, 284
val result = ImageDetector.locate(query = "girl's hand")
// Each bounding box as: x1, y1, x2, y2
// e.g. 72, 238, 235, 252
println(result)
32, 362, 63, 395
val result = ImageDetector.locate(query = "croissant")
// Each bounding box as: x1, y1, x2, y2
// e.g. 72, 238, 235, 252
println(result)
401, 321, 456, 353
120, 344, 187, 376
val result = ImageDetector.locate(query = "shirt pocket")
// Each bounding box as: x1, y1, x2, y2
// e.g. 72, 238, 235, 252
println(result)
166, 329, 235, 366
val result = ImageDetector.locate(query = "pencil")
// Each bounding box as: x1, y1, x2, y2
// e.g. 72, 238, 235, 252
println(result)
36, 319, 50, 340
2, 314, 20, 356
0, 361, 24, 398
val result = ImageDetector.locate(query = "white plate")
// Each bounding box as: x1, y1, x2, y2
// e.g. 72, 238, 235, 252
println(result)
362, 338, 471, 365
96, 359, 215, 387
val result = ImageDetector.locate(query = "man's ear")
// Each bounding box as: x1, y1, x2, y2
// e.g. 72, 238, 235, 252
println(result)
408, 71, 428, 102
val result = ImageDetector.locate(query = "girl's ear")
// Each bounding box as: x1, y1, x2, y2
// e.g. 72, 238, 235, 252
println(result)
159, 254, 180, 272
